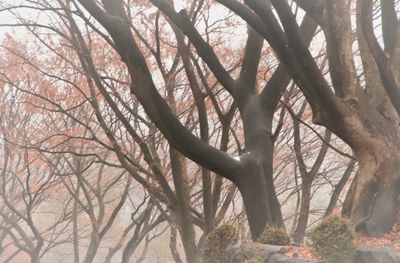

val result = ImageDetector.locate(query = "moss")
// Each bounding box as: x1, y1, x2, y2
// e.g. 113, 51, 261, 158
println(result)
257, 225, 290, 246
309, 215, 356, 263
241, 242, 263, 263
201, 224, 238, 263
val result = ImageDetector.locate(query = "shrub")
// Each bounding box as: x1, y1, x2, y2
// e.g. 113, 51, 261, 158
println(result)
309, 216, 356, 263
202, 224, 238, 263
257, 225, 290, 246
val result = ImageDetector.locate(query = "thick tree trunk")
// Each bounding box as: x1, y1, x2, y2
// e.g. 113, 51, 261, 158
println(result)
339, 110, 400, 237
343, 150, 400, 236
236, 96, 284, 239
236, 152, 283, 239
30, 252, 40, 263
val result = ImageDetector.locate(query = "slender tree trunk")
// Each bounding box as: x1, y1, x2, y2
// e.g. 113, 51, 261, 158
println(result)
72, 185, 80, 263
170, 224, 183, 263
82, 232, 100, 263
121, 235, 141, 263
104, 248, 117, 263
293, 180, 312, 244
290, 174, 301, 235
325, 160, 355, 217
202, 168, 215, 233
136, 236, 150, 263
169, 148, 199, 263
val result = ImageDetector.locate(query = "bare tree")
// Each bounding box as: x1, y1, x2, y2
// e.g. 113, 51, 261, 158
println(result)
0, 88, 73, 263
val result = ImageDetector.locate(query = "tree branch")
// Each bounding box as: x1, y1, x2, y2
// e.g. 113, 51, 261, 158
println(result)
77, 0, 241, 182
359, 0, 400, 115
149, 0, 236, 95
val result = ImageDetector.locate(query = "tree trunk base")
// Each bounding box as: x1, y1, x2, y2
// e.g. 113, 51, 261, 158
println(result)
343, 156, 400, 237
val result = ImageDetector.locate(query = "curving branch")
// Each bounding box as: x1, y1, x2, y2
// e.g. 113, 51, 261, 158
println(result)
76, 0, 241, 181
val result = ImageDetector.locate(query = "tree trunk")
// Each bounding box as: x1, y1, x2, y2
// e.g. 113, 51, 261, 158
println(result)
82, 232, 99, 263
237, 96, 284, 239
325, 159, 355, 217
293, 179, 312, 244
343, 149, 400, 236
236, 152, 282, 239
169, 148, 199, 263
72, 185, 80, 263
262, 146, 285, 227
30, 252, 40, 263
121, 235, 140, 263
338, 108, 400, 237
170, 224, 184, 263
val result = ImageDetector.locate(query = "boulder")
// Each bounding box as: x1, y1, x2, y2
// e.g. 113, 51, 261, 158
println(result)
354, 246, 400, 263
228, 242, 319, 263
229, 243, 400, 263
268, 253, 313, 263
227, 242, 284, 262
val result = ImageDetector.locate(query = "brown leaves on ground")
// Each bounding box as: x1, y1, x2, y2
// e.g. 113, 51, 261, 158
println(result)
355, 220, 400, 251
284, 245, 321, 261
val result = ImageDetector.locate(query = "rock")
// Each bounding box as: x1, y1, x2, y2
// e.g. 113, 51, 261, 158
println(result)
257, 243, 285, 261
228, 242, 320, 263
268, 253, 322, 263
229, 243, 400, 263
257, 243, 286, 253
268, 253, 291, 263
354, 246, 400, 263
227, 242, 283, 262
